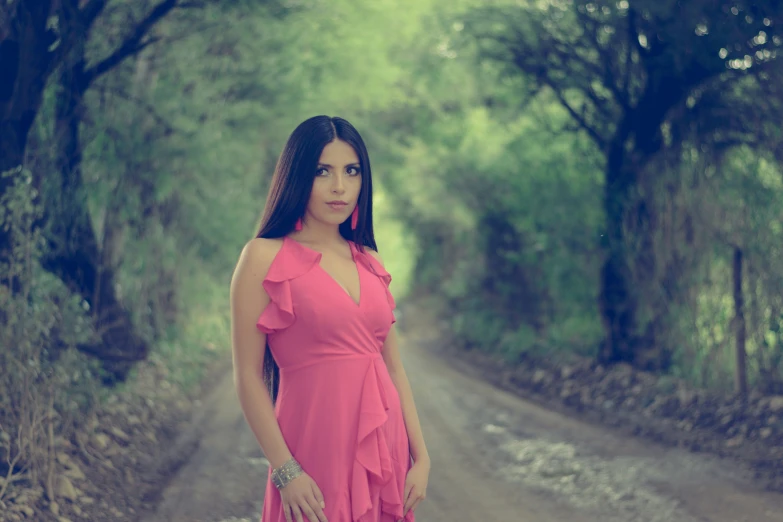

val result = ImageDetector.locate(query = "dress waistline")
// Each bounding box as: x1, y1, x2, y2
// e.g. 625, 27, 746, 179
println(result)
279, 352, 382, 374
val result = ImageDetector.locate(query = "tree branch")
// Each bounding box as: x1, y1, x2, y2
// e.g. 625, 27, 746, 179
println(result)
573, 7, 629, 106
98, 82, 178, 136
81, 0, 109, 27
551, 88, 607, 149
506, 23, 611, 147
81, 0, 179, 89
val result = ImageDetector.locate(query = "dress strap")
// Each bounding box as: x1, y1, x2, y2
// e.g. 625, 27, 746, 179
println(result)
256, 237, 321, 335
352, 244, 397, 315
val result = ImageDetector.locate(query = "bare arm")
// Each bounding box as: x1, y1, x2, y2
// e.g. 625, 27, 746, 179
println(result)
383, 326, 430, 468
230, 238, 293, 470
231, 238, 330, 522
368, 251, 430, 468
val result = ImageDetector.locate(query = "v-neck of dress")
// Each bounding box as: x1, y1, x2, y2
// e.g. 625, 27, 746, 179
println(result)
284, 236, 362, 308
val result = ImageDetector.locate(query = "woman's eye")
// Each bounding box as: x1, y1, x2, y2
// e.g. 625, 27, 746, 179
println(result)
348, 167, 361, 176
316, 168, 328, 176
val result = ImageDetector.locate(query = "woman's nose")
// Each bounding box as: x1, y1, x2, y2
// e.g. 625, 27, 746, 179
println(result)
332, 174, 346, 192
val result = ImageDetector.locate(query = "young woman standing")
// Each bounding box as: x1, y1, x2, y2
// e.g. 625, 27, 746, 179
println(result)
230, 116, 430, 522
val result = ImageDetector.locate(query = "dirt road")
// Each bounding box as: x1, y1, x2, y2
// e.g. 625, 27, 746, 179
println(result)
139, 322, 783, 522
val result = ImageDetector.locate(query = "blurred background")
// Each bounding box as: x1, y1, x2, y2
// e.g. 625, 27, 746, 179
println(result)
2, 0, 783, 521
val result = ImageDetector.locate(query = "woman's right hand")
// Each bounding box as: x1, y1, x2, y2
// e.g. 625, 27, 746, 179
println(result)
280, 472, 328, 522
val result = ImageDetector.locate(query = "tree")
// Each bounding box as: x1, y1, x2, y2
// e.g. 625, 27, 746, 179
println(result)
465, 0, 783, 370
1, 0, 188, 379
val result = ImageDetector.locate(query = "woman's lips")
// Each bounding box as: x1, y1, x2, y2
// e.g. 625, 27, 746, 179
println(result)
327, 202, 348, 211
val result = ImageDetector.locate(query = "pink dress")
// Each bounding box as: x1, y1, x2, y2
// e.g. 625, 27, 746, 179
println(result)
257, 236, 414, 522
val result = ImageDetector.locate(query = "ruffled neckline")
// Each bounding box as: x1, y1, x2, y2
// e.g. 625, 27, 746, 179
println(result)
281, 236, 391, 279
350, 243, 395, 313
257, 236, 396, 335
264, 236, 323, 282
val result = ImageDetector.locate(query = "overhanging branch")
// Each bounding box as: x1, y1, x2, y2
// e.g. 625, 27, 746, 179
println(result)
98, 82, 178, 136
81, 0, 108, 26
573, 6, 630, 110
81, 0, 179, 89
551, 88, 607, 149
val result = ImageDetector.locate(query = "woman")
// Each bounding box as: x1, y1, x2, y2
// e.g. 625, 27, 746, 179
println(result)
230, 115, 430, 522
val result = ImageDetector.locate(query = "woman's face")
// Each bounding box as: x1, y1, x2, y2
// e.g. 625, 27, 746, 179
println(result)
305, 138, 362, 227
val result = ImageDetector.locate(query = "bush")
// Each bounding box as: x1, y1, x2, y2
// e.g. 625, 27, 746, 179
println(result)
0, 168, 101, 502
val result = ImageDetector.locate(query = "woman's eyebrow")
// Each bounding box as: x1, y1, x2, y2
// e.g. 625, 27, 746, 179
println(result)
317, 162, 361, 168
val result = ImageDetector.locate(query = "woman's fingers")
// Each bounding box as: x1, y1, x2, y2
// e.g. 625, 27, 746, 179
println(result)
290, 504, 304, 522
402, 487, 419, 516
311, 482, 326, 510
404, 482, 414, 504
303, 493, 328, 522
279, 474, 328, 522
403, 487, 426, 517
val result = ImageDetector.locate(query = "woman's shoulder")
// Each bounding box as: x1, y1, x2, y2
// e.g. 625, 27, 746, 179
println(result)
356, 243, 385, 266
233, 237, 285, 284
245, 237, 285, 261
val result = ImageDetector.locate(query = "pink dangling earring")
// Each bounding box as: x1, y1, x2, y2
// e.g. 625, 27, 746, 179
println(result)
295, 217, 303, 231
351, 206, 359, 230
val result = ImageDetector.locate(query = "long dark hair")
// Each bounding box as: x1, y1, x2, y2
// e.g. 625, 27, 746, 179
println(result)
256, 115, 377, 402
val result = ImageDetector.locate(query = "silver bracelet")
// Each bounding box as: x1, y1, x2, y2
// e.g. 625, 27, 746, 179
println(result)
271, 457, 303, 490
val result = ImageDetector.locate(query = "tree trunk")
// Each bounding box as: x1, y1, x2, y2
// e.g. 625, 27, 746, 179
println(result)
598, 123, 639, 366
39, 41, 149, 380
733, 246, 747, 396
2, 0, 180, 380
0, 0, 58, 258
598, 78, 689, 370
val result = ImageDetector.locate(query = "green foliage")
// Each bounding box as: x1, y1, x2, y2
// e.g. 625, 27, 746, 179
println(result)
433, 0, 783, 382
0, 168, 104, 494
4, 0, 783, 422
678, 148, 783, 391
373, 87, 606, 355
149, 259, 231, 391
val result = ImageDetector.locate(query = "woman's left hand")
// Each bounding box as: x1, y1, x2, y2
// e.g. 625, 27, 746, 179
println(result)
401, 459, 430, 520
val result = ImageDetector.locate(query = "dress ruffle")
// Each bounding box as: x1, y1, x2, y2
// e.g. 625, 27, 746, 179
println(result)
351, 355, 411, 522
256, 238, 322, 335
353, 245, 397, 316
257, 237, 413, 522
